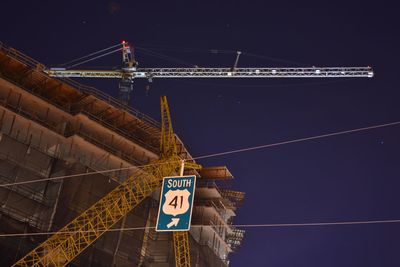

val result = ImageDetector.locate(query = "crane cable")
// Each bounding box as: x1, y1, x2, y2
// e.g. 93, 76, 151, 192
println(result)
0, 120, 399, 188
66, 47, 123, 69
59, 43, 121, 67
136, 44, 310, 66
136, 46, 196, 67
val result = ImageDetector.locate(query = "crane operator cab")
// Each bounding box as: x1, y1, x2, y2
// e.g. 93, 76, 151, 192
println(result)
119, 41, 138, 105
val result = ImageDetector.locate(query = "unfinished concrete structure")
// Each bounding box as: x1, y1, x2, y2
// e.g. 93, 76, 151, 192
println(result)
0, 42, 244, 266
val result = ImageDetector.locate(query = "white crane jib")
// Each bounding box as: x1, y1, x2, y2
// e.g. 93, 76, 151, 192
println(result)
45, 41, 373, 104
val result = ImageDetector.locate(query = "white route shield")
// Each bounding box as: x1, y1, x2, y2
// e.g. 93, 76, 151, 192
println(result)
162, 189, 191, 217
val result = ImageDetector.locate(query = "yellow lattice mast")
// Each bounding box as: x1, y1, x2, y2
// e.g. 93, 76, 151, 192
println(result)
160, 96, 195, 267
12, 96, 199, 267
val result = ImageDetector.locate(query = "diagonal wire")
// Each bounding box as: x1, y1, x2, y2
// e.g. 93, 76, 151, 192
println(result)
1, 219, 400, 237
60, 43, 121, 67
193, 121, 400, 160
242, 51, 311, 67
0, 120, 399, 188
0, 161, 171, 188
136, 46, 196, 67
66, 47, 123, 69
135, 44, 309, 66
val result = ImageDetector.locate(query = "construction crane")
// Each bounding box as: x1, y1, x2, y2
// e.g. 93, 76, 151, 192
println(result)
12, 96, 200, 267
14, 41, 373, 267
46, 41, 374, 104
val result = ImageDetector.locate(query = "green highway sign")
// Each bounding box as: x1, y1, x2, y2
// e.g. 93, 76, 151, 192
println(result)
156, 175, 196, 232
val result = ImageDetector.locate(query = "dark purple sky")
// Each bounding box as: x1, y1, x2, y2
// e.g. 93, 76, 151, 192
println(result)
2, 1, 400, 266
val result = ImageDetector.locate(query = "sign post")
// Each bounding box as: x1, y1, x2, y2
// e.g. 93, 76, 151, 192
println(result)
156, 175, 196, 232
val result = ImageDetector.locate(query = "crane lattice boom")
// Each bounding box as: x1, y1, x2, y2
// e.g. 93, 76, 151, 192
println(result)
45, 41, 373, 105
46, 67, 373, 79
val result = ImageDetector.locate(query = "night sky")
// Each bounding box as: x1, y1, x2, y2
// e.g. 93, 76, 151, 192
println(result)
2, 1, 400, 266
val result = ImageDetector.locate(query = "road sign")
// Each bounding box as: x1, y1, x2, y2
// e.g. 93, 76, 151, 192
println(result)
156, 175, 196, 232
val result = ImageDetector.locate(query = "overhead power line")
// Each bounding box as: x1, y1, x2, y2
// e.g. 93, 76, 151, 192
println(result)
1, 219, 400, 238
0, 161, 172, 188
0, 120, 399, 188
193, 121, 400, 160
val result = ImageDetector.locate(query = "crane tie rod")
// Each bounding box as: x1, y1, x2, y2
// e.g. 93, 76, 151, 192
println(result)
60, 43, 122, 67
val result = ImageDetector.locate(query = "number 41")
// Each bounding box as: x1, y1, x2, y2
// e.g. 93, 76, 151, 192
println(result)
169, 195, 183, 209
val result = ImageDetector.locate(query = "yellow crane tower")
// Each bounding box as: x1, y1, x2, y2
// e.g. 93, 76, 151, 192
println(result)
12, 96, 200, 267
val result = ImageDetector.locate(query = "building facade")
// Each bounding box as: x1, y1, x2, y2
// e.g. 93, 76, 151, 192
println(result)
0, 42, 244, 266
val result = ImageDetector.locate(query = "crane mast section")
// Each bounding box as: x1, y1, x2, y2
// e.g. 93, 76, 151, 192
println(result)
46, 67, 373, 79
173, 231, 191, 267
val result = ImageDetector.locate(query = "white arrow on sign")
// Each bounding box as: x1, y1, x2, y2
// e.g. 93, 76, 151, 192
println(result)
167, 218, 180, 228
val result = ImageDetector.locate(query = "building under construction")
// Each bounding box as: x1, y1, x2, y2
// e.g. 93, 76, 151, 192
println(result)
0, 42, 245, 266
